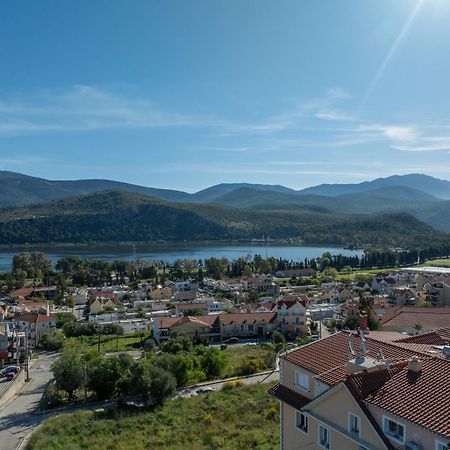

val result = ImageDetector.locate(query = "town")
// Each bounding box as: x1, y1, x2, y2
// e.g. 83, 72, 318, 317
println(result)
0, 251, 449, 449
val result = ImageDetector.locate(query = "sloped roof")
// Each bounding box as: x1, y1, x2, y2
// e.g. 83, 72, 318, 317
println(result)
219, 312, 277, 325
354, 358, 450, 438
267, 383, 310, 410
15, 313, 55, 324
157, 315, 219, 330
283, 331, 417, 386
380, 307, 450, 329
282, 329, 450, 439
394, 329, 450, 345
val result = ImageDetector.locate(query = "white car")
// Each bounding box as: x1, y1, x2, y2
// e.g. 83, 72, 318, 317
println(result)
196, 386, 215, 394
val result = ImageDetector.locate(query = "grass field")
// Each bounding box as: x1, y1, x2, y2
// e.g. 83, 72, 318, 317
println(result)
80, 334, 144, 353
27, 383, 279, 450
222, 344, 274, 377
420, 258, 450, 268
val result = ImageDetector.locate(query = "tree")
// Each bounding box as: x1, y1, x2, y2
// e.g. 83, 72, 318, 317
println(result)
128, 360, 176, 407
309, 321, 319, 335
272, 331, 285, 344
200, 348, 226, 379
161, 334, 192, 354
155, 353, 193, 387
38, 330, 64, 350
344, 314, 359, 330
51, 346, 85, 400
417, 299, 432, 308
242, 264, 253, 277
87, 356, 122, 400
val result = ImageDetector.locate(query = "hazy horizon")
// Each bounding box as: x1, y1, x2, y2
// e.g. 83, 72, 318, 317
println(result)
3, 170, 449, 194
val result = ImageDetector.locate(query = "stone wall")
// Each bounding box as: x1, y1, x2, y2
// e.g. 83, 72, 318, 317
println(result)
0, 368, 26, 411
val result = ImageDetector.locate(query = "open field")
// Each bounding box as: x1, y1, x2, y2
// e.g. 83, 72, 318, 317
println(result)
222, 344, 274, 377
420, 258, 450, 268
78, 334, 144, 353
27, 383, 279, 450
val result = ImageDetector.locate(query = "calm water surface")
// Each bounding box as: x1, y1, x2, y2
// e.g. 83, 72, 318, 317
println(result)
0, 243, 364, 271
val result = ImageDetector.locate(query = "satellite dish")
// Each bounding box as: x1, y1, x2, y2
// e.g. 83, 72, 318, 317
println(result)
385, 358, 392, 369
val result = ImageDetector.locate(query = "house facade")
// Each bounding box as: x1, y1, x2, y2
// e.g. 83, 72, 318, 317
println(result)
277, 297, 310, 337
269, 330, 450, 450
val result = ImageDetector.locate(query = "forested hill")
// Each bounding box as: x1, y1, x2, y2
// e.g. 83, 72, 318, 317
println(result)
0, 190, 448, 248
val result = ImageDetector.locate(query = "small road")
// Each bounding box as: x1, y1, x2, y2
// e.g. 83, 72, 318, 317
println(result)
0, 353, 56, 450
177, 369, 279, 398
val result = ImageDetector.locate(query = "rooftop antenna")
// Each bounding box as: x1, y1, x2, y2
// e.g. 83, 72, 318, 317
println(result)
348, 337, 356, 357
379, 348, 385, 362
359, 329, 368, 356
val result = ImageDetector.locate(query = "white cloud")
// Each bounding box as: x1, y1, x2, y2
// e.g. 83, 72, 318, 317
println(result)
0, 85, 202, 136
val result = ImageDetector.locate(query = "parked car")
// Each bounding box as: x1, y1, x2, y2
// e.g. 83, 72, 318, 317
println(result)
5, 372, 16, 381
224, 337, 239, 344
196, 386, 215, 394
0, 366, 20, 377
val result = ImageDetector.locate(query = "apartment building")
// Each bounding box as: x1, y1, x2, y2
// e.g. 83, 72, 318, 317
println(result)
269, 329, 450, 450
277, 296, 310, 337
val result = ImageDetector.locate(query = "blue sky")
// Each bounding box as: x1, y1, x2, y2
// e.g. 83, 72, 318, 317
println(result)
1, 0, 450, 192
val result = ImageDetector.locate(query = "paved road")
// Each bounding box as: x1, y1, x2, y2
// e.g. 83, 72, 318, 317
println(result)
177, 369, 279, 398
0, 352, 279, 449
0, 354, 56, 450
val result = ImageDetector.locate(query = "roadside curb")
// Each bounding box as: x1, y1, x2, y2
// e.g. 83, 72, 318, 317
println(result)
184, 369, 279, 390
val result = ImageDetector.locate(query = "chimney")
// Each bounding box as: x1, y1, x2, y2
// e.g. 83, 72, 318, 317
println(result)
408, 355, 422, 373
359, 314, 368, 332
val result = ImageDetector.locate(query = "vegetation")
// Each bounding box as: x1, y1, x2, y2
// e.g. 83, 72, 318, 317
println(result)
0, 190, 449, 249
28, 383, 279, 450
46, 335, 275, 408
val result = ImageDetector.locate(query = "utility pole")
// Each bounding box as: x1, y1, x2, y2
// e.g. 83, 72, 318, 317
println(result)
16, 330, 19, 365
24, 329, 29, 381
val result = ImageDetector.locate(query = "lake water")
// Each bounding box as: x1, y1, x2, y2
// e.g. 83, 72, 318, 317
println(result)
0, 243, 364, 272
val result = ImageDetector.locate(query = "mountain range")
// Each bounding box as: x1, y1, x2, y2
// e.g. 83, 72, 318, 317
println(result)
1, 171, 450, 246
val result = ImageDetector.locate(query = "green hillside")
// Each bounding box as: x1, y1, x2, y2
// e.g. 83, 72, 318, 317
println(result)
0, 190, 447, 248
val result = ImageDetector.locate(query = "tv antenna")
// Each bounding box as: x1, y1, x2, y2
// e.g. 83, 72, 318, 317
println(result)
359, 329, 367, 356
348, 337, 356, 357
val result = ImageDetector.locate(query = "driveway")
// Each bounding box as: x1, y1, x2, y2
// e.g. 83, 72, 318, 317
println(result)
0, 354, 56, 450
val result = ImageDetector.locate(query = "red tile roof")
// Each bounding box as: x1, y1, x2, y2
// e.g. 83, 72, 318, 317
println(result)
11, 287, 34, 298
283, 331, 417, 386
394, 329, 450, 345
157, 315, 219, 330
282, 329, 450, 439
358, 358, 450, 438
15, 313, 55, 324
380, 306, 450, 329
219, 312, 277, 325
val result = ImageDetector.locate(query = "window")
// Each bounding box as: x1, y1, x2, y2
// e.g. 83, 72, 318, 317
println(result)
435, 441, 448, 450
348, 413, 361, 437
295, 371, 309, 390
383, 416, 405, 443
248, 324, 254, 332
295, 411, 308, 434
318, 424, 331, 449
